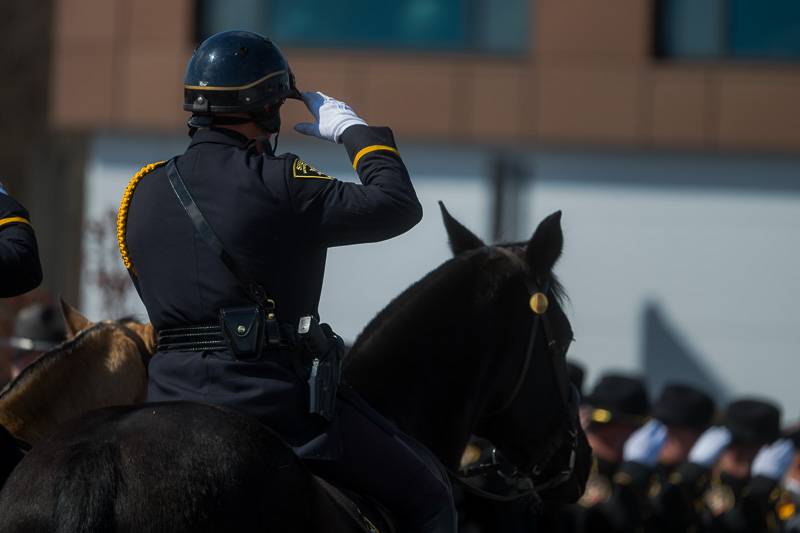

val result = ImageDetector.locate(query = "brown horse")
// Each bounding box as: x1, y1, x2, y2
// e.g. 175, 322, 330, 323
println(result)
0, 301, 154, 447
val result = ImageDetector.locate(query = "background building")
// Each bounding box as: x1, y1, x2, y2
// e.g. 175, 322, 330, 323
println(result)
3, 0, 800, 413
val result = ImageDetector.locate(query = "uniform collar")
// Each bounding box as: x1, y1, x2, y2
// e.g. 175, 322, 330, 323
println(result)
188, 127, 251, 149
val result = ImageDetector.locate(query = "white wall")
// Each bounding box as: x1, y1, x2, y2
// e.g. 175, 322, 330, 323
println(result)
523, 150, 800, 417
82, 133, 800, 417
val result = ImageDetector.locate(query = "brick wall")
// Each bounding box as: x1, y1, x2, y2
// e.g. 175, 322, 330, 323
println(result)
50, 0, 800, 153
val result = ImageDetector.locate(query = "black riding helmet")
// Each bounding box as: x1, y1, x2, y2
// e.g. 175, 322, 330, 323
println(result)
184, 30, 301, 134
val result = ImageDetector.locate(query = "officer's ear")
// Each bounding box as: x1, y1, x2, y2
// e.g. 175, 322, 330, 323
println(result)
60, 298, 93, 338
526, 211, 563, 278
439, 201, 485, 256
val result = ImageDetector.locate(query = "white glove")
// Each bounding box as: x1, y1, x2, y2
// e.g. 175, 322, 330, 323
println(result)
623, 420, 667, 467
752, 439, 795, 481
294, 91, 367, 143
688, 426, 732, 468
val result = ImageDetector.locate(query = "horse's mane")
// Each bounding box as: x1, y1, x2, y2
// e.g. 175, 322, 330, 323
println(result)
351, 248, 485, 356
0, 322, 119, 400
351, 243, 565, 359
496, 242, 567, 304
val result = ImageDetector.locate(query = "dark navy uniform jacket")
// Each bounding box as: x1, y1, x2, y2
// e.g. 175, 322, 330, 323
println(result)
123, 124, 422, 447
125, 125, 421, 329
0, 193, 42, 297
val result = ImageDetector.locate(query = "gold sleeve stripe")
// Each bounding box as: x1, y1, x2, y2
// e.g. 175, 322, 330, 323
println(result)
0, 216, 31, 229
117, 161, 166, 273
352, 145, 400, 170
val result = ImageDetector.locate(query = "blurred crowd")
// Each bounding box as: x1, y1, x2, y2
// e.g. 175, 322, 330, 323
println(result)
0, 299, 65, 388
460, 360, 799, 533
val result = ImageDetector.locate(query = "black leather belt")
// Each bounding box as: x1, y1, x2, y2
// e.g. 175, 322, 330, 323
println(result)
157, 324, 295, 352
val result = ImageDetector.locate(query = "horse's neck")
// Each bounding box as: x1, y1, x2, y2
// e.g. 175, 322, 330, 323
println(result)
346, 270, 497, 469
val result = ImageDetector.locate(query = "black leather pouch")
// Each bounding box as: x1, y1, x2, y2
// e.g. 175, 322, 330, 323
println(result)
220, 306, 265, 361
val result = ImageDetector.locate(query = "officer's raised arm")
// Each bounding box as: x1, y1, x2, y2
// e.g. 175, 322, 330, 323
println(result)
289, 91, 422, 247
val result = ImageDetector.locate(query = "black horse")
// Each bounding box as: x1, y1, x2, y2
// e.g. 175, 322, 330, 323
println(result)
0, 205, 590, 532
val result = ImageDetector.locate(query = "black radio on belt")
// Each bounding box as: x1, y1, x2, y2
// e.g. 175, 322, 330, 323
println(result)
298, 316, 343, 421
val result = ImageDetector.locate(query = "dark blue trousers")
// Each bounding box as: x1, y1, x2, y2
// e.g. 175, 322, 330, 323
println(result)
147, 348, 455, 532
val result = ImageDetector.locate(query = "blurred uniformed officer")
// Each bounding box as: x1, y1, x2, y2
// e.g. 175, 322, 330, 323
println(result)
0, 181, 42, 298
652, 384, 717, 472
580, 373, 650, 506
546, 373, 648, 532
119, 31, 454, 532
580, 383, 715, 532
782, 426, 800, 531
713, 399, 783, 509
654, 398, 794, 532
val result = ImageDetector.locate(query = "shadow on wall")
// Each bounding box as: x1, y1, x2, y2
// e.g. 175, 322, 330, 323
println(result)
641, 301, 730, 405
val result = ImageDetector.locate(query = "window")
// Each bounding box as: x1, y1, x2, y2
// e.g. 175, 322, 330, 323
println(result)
197, 0, 529, 53
655, 0, 800, 60
729, 0, 800, 59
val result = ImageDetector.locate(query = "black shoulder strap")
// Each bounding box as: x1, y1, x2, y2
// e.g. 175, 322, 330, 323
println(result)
165, 158, 272, 308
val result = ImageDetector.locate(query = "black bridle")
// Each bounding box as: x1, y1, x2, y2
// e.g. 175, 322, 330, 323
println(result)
453, 276, 579, 504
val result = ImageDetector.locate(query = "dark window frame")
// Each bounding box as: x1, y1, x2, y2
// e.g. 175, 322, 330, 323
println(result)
193, 0, 530, 56
653, 0, 800, 63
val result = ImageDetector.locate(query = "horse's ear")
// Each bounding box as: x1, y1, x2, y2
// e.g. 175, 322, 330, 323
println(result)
439, 201, 485, 255
526, 211, 563, 277
127, 322, 158, 354
60, 298, 92, 337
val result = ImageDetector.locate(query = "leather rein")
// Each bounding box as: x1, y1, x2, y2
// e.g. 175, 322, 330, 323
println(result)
451, 277, 579, 504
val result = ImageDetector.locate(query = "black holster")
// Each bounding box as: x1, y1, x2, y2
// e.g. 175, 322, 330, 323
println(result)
298, 316, 343, 421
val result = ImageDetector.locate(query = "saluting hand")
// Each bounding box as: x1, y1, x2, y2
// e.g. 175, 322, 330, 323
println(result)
688, 426, 732, 468
294, 91, 367, 143
752, 438, 795, 481
623, 419, 668, 467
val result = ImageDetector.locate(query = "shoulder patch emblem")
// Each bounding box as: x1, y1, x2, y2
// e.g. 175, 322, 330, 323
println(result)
293, 158, 333, 180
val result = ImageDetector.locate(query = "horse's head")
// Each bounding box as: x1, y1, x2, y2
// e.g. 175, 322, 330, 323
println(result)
440, 203, 591, 503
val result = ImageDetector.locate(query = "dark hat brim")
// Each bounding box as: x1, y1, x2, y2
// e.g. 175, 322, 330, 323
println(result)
588, 407, 648, 427
727, 421, 779, 446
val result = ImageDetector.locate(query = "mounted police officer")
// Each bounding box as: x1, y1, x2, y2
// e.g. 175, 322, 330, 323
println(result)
0, 181, 42, 298
119, 30, 455, 532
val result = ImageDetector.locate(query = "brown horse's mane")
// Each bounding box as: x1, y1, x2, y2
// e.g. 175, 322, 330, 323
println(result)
0, 319, 151, 446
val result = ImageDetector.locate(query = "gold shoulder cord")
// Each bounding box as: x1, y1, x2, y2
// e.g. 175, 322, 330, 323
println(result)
117, 161, 166, 274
